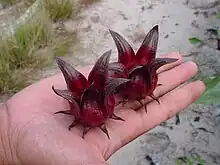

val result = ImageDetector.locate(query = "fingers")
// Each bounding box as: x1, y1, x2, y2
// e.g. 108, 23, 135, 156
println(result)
155, 53, 196, 98
157, 52, 182, 74
155, 61, 198, 98
98, 60, 201, 157
125, 61, 198, 109
106, 80, 205, 158
138, 80, 206, 131
96, 80, 205, 159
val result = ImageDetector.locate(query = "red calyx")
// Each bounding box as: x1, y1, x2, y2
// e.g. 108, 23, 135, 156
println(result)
52, 50, 130, 139
108, 25, 178, 110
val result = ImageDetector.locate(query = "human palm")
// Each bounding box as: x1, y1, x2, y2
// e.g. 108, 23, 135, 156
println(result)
0, 53, 205, 165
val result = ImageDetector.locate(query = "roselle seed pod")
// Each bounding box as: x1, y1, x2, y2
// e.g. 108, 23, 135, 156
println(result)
108, 25, 178, 111
52, 50, 130, 139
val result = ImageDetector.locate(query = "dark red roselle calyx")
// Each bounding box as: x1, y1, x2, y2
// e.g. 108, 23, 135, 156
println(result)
52, 50, 130, 139
108, 25, 179, 110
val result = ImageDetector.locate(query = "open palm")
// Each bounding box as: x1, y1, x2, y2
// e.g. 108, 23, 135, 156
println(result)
1, 53, 205, 165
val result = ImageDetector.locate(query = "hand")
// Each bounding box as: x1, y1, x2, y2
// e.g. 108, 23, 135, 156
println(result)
0, 53, 205, 165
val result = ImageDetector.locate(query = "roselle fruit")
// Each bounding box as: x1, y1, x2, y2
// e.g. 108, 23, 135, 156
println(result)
52, 50, 130, 139
108, 25, 178, 110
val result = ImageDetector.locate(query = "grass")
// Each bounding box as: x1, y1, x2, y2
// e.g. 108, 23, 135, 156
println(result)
1, 0, 100, 22
52, 23, 78, 57
53, 38, 73, 57
0, 0, 99, 95
0, 0, 17, 5
80, 0, 101, 6
0, 67, 30, 94
0, 7, 78, 94
44, 0, 77, 22
175, 155, 205, 165
2, 0, 78, 22
0, 12, 52, 94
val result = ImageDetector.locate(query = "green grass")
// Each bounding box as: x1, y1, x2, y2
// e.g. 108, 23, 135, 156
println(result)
22, 0, 78, 22
0, 0, 17, 5
52, 28, 77, 57
0, 12, 52, 94
80, 0, 100, 6
0, 0, 97, 95
0, 8, 78, 94
53, 39, 72, 57
175, 155, 205, 165
44, 0, 76, 22
0, 67, 29, 94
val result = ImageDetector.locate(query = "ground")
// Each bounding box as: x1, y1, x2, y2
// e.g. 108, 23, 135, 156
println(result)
0, 0, 220, 164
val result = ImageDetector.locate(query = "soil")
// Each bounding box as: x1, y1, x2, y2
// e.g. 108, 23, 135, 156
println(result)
0, 0, 220, 164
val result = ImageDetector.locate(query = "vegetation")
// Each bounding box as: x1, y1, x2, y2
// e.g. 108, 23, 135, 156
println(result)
216, 12, 220, 19
43, 0, 76, 22
0, 0, 103, 95
1, 0, 78, 21
195, 75, 220, 104
188, 37, 201, 45
0, 12, 78, 94
80, 0, 100, 6
188, 12, 220, 105
175, 155, 205, 165
53, 37, 74, 57
0, 12, 52, 94
0, 0, 17, 5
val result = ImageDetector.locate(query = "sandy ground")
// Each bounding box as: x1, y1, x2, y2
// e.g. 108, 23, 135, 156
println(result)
1, 0, 220, 164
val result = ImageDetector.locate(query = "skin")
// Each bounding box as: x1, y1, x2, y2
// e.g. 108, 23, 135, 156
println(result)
0, 52, 205, 165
